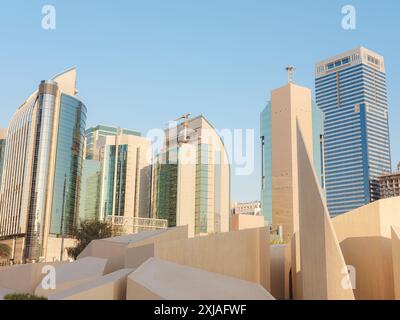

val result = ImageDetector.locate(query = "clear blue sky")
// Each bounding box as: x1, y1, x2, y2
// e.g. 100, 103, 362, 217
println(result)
0, 0, 399, 202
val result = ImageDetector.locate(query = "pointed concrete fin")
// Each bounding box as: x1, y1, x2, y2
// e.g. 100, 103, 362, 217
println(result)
296, 121, 354, 300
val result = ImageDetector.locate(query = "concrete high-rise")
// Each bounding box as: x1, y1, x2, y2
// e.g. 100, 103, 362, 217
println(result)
260, 83, 324, 240
152, 114, 230, 237
0, 68, 86, 262
315, 47, 391, 216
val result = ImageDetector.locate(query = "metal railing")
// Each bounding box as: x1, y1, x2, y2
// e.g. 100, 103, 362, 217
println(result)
105, 216, 168, 234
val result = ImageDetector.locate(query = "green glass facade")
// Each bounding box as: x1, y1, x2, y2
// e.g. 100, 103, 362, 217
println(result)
101, 144, 129, 218
153, 151, 178, 227
153, 143, 219, 235
50, 94, 87, 235
195, 144, 210, 235
102, 145, 116, 217
312, 101, 325, 189
78, 159, 101, 221
260, 102, 272, 225
115, 144, 128, 216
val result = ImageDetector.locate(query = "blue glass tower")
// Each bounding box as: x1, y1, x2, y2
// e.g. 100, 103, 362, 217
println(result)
315, 47, 391, 217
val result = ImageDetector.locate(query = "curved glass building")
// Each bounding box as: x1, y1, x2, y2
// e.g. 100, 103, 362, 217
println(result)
0, 68, 86, 262
152, 115, 231, 237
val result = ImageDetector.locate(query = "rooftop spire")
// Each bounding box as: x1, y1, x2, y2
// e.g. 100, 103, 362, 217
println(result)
285, 65, 296, 84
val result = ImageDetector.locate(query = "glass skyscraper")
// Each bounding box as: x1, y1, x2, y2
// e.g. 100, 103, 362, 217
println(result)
315, 47, 391, 217
0, 68, 86, 262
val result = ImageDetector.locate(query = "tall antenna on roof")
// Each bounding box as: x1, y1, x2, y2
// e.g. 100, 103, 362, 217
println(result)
286, 65, 296, 84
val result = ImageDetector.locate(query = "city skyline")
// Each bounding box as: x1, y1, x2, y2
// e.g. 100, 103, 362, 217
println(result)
2, 1, 400, 304
0, 0, 399, 202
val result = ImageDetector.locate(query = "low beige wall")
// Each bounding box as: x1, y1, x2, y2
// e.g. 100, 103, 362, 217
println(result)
230, 214, 265, 231
0, 261, 64, 294
153, 227, 270, 291
340, 236, 394, 300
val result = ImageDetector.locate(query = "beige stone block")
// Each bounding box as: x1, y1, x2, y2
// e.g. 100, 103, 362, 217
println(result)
126, 258, 274, 300
35, 257, 107, 298
49, 268, 134, 300
392, 226, 400, 299
153, 227, 270, 291
332, 197, 400, 299
230, 214, 265, 231
0, 261, 64, 294
78, 226, 188, 260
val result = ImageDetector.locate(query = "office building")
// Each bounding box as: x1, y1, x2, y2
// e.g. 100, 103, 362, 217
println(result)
98, 133, 165, 234
152, 114, 230, 237
85, 125, 140, 160
0, 68, 86, 262
315, 47, 391, 216
260, 82, 324, 240
378, 162, 400, 199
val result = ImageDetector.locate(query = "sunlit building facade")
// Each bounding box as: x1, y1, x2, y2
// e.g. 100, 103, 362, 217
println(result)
98, 133, 163, 234
0, 129, 6, 189
152, 115, 230, 237
260, 83, 325, 239
0, 68, 86, 262
315, 47, 391, 216
85, 125, 141, 160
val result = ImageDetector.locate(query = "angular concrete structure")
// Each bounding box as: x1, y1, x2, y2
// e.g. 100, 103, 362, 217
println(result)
48, 268, 134, 300
78, 226, 188, 260
126, 258, 274, 300
332, 197, 400, 299
392, 226, 400, 300
125, 226, 270, 291
0, 261, 64, 295
35, 257, 108, 298
270, 244, 285, 300
230, 214, 265, 231
296, 126, 354, 300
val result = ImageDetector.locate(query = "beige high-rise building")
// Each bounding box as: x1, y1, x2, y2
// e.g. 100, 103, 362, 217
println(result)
99, 133, 166, 234
0, 68, 86, 262
152, 114, 230, 238
261, 83, 325, 241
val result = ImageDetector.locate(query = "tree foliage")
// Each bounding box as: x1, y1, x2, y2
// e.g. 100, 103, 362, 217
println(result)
67, 220, 113, 260
4, 293, 47, 300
